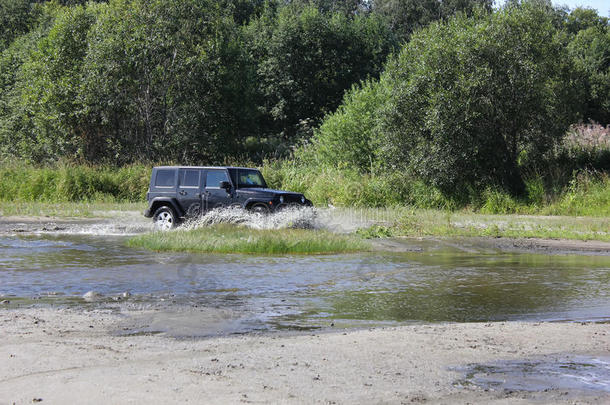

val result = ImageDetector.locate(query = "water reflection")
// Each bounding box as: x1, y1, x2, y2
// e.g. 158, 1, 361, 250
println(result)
319, 251, 610, 324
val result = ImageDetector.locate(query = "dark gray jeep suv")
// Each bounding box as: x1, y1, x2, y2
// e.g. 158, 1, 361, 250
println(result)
144, 166, 312, 229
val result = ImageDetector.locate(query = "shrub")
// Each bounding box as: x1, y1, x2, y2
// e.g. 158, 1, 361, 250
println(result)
0, 162, 150, 202
541, 171, 610, 216
479, 188, 519, 214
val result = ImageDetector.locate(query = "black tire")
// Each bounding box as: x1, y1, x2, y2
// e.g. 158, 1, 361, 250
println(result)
186, 203, 201, 218
153, 206, 177, 230
249, 203, 270, 215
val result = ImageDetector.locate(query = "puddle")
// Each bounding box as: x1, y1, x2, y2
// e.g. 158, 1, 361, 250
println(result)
454, 355, 610, 393
114, 307, 255, 338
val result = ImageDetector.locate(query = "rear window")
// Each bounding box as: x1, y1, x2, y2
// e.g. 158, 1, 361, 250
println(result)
155, 170, 175, 187
180, 169, 200, 187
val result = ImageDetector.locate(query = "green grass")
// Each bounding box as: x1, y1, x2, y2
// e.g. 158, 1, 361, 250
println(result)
1, 161, 608, 216
353, 208, 610, 242
263, 160, 610, 216
128, 224, 369, 254
0, 163, 150, 203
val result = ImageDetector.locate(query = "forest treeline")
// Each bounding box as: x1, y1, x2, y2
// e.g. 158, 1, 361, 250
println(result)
1, 0, 491, 164
0, 0, 609, 203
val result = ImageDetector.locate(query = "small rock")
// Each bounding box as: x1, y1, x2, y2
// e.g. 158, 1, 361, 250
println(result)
41, 225, 65, 232
82, 291, 104, 302
32, 399, 43, 403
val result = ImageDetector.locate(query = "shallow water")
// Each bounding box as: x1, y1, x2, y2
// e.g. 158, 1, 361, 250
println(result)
1, 214, 609, 334
454, 355, 610, 394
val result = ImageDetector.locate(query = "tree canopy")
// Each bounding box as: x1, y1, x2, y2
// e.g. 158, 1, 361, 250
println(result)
310, 0, 606, 196
0, 0, 608, 198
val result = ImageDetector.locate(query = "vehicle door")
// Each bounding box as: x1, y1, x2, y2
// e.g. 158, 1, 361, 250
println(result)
203, 169, 233, 210
177, 168, 202, 217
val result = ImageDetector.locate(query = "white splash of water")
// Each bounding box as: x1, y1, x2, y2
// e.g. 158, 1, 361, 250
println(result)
182, 206, 321, 231
180, 206, 377, 233
29, 217, 154, 236
55, 222, 153, 236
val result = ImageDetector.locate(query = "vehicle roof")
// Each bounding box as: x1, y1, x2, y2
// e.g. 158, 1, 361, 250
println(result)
153, 166, 258, 170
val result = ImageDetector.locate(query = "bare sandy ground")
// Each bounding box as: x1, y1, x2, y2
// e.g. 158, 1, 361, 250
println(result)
0, 308, 608, 404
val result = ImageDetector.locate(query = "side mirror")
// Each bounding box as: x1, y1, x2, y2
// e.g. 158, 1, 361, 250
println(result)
219, 181, 232, 192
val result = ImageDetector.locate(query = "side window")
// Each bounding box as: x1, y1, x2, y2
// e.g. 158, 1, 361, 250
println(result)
155, 170, 175, 187
205, 170, 229, 188
179, 169, 200, 187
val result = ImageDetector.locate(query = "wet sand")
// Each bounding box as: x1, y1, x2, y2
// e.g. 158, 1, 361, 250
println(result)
0, 308, 608, 404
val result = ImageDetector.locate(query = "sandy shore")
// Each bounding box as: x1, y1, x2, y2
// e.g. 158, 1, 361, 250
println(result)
1, 308, 608, 404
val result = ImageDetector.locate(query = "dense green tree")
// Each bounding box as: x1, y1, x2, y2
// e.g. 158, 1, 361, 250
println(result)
78, 0, 258, 163
568, 24, 610, 125
293, 0, 370, 15
0, 0, 605, 172
245, 3, 395, 142
371, 0, 493, 42
220, 0, 267, 25
380, 0, 579, 195
0, 0, 40, 50
564, 6, 608, 35
0, 0, 261, 164
0, 2, 92, 161
304, 79, 388, 171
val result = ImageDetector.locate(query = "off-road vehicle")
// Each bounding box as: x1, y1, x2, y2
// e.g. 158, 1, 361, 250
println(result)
144, 166, 312, 229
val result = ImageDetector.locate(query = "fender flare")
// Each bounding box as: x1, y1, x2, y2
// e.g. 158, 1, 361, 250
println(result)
244, 198, 273, 211
147, 198, 184, 218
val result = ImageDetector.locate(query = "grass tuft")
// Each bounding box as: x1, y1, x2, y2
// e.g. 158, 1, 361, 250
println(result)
350, 208, 610, 242
127, 224, 369, 255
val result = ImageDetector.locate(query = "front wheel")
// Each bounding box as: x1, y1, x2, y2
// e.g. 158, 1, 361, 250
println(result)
249, 203, 270, 215
153, 206, 177, 230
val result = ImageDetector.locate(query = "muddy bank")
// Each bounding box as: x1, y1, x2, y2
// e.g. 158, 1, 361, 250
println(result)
0, 308, 608, 404
372, 236, 610, 256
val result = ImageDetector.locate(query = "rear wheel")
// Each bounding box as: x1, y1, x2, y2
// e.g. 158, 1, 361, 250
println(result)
153, 206, 177, 230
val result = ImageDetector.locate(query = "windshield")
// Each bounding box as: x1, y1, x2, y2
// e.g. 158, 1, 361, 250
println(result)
231, 169, 267, 189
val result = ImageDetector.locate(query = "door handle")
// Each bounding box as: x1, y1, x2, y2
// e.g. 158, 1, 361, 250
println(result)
179, 190, 187, 196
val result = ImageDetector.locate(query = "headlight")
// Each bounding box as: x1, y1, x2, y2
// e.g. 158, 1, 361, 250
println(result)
279, 196, 284, 204
301, 196, 305, 204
